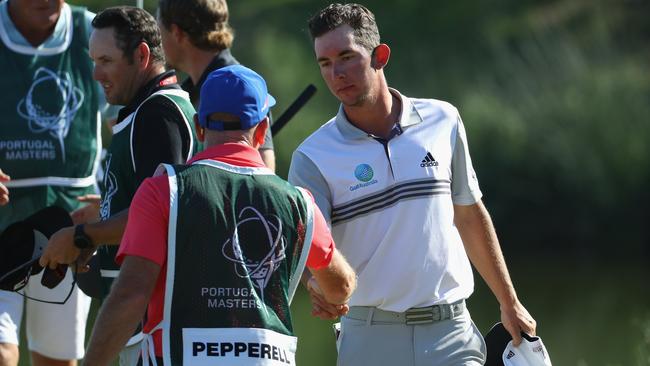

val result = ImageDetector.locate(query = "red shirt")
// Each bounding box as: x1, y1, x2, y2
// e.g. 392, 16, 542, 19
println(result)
116, 143, 335, 356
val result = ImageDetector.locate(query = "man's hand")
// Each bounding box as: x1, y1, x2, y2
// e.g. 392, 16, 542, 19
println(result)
307, 277, 349, 320
71, 194, 102, 225
500, 300, 536, 346
0, 169, 10, 206
75, 248, 97, 273
39, 227, 81, 269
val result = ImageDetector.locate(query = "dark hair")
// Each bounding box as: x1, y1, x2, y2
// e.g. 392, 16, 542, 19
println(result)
158, 0, 234, 51
308, 3, 380, 52
92, 6, 165, 65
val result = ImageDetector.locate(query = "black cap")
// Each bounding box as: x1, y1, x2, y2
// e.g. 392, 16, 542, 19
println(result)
0, 206, 72, 291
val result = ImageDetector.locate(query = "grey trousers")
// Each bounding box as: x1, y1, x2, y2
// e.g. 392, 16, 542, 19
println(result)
337, 307, 486, 366
119, 341, 142, 366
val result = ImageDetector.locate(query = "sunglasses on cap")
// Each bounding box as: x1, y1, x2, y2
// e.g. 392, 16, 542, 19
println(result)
0, 256, 78, 305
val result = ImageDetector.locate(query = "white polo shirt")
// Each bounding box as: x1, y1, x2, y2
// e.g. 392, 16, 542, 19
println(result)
289, 89, 482, 312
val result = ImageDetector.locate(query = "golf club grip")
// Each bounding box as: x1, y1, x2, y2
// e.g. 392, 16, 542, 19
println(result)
271, 84, 317, 136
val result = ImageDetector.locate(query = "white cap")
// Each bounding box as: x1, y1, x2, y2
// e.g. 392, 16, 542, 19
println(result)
502, 335, 551, 366
485, 322, 552, 366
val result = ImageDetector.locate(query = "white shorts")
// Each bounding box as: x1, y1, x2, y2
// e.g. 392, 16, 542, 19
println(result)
0, 268, 91, 360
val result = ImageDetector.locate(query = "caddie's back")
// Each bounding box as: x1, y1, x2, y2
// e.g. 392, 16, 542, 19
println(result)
156, 65, 315, 365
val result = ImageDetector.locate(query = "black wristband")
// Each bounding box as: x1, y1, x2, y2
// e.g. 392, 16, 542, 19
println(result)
73, 224, 93, 249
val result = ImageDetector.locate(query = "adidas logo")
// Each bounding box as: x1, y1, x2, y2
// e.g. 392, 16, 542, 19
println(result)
420, 152, 439, 167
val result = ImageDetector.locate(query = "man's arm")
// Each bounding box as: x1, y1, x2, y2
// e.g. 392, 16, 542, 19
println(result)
39, 209, 128, 269
289, 150, 347, 318
454, 200, 536, 346
83, 256, 160, 366
308, 249, 356, 305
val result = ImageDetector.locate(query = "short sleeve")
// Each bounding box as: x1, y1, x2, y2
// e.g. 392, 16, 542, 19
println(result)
305, 195, 335, 270
451, 114, 483, 205
132, 96, 191, 185
288, 150, 333, 223
116, 175, 170, 266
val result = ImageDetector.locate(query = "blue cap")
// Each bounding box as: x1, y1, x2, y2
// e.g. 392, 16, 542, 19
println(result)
198, 65, 276, 131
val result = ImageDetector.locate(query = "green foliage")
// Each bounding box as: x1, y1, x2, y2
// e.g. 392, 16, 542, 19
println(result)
229, 0, 649, 256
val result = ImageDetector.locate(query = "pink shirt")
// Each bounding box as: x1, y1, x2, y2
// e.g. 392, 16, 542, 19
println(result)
116, 143, 335, 356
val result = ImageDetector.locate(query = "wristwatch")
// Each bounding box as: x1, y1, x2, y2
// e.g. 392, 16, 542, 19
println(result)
73, 224, 93, 249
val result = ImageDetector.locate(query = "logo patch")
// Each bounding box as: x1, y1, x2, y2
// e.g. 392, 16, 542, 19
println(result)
420, 152, 439, 167
354, 164, 374, 182
99, 154, 118, 221
506, 350, 515, 359
350, 164, 378, 191
222, 207, 286, 308
17, 67, 84, 163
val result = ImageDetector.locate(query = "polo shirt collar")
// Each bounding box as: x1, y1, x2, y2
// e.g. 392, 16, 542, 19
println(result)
188, 143, 266, 167
181, 48, 238, 105
334, 88, 421, 140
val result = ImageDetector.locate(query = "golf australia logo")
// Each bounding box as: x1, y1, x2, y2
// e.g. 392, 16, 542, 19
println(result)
349, 163, 378, 191
17, 67, 84, 163
222, 206, 286, 308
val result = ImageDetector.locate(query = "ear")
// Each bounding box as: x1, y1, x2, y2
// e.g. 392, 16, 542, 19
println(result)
371, 44, 391, 70
193, 114, 205, 142
135, 42, 151, 70
253, 118, 269, 148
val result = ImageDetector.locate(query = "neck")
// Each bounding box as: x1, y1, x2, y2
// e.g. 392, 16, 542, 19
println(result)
144, 64, 168, 85
343, 83, 401, 139
182, 48, 222, 85
8, 1, 58, 47
204, 133, 254, 149
126, 64, 168, 104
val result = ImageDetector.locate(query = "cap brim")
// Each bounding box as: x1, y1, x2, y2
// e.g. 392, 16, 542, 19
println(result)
0, 223, 44, 290
0, 206, 72, 291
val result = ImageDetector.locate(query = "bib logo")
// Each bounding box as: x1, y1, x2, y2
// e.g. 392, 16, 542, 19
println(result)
17, 67, 84, 163
350, 163, 378, 191
99, 154, 118, 221
222, 207, 286, 308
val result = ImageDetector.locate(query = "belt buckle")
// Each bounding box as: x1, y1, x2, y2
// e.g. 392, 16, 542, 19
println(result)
404, 305, 439, 325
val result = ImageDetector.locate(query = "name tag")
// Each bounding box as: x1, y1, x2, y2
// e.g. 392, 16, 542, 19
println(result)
182, 328, 297, 365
